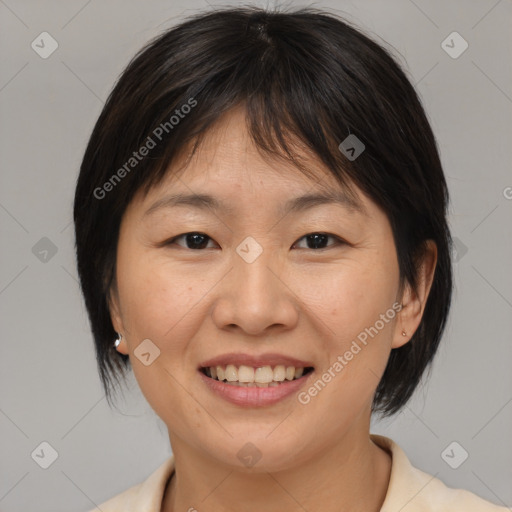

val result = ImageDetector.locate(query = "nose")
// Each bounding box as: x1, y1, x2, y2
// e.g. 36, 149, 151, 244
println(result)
211, 247, 299, 336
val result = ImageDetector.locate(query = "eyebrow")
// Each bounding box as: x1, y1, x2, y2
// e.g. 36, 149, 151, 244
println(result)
143, 190, 367, 218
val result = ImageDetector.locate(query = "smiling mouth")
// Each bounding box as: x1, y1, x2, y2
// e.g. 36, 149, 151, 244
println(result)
200, 364, 315, 387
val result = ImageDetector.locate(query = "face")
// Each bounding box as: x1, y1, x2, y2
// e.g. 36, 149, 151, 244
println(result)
110, 107, 424, 472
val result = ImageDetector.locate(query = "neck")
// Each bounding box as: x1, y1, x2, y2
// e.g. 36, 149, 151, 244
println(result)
162, 424, 391, 512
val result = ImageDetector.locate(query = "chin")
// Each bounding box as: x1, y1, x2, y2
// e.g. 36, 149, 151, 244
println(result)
201, 430, 310, 473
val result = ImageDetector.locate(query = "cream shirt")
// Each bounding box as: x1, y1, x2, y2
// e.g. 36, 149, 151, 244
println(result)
89, 435, 509, 511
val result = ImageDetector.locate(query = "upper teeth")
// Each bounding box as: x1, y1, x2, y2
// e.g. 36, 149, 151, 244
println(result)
206, 365, 304, 383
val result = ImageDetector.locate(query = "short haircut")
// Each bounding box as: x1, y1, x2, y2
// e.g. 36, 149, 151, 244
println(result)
74, 5, 453, 417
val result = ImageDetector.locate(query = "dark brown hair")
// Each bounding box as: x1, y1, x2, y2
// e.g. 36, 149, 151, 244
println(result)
73, 5, 453, 416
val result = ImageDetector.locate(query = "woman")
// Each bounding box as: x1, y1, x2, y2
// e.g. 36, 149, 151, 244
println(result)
74, 6, 508, 511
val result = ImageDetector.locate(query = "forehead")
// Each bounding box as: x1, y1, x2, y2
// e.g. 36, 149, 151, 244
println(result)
131, 106, 371, 219
170, 107, 319, 183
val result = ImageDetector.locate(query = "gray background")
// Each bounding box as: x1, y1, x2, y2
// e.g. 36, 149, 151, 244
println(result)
0, 0, 511, 510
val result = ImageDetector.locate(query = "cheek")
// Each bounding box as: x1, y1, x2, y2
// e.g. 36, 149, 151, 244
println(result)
117, 252, 206, 340
115, 254, 204, 419
297, 269, 399, 441
302, 255, 399, 340
301, 249, 400, 401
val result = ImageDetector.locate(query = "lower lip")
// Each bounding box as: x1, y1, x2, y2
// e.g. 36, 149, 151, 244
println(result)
198, 370, 313, 407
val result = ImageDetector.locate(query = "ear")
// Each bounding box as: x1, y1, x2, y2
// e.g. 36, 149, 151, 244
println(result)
392, 240, 437, 349
108, 283, 129, 355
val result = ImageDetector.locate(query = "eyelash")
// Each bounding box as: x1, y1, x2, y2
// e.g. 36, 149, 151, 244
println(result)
163, 232, 347, 251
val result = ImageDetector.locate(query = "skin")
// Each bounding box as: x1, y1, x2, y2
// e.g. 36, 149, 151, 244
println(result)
109, 106, 437, 512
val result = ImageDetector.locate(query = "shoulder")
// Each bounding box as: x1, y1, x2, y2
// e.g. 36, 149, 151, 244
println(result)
87, 456, 175, 512
371, 434, 509, 512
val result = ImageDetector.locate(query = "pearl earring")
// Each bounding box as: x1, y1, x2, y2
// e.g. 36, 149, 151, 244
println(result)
114, 334, 122, 348
402, 330, 407, 337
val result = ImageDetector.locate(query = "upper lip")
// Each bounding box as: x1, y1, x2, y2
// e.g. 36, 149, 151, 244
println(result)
199, 353, 314, 369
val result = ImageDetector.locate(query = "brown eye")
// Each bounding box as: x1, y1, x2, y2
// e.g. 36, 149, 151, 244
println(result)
167, 232, 216, 250
293, 233, 343, 250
